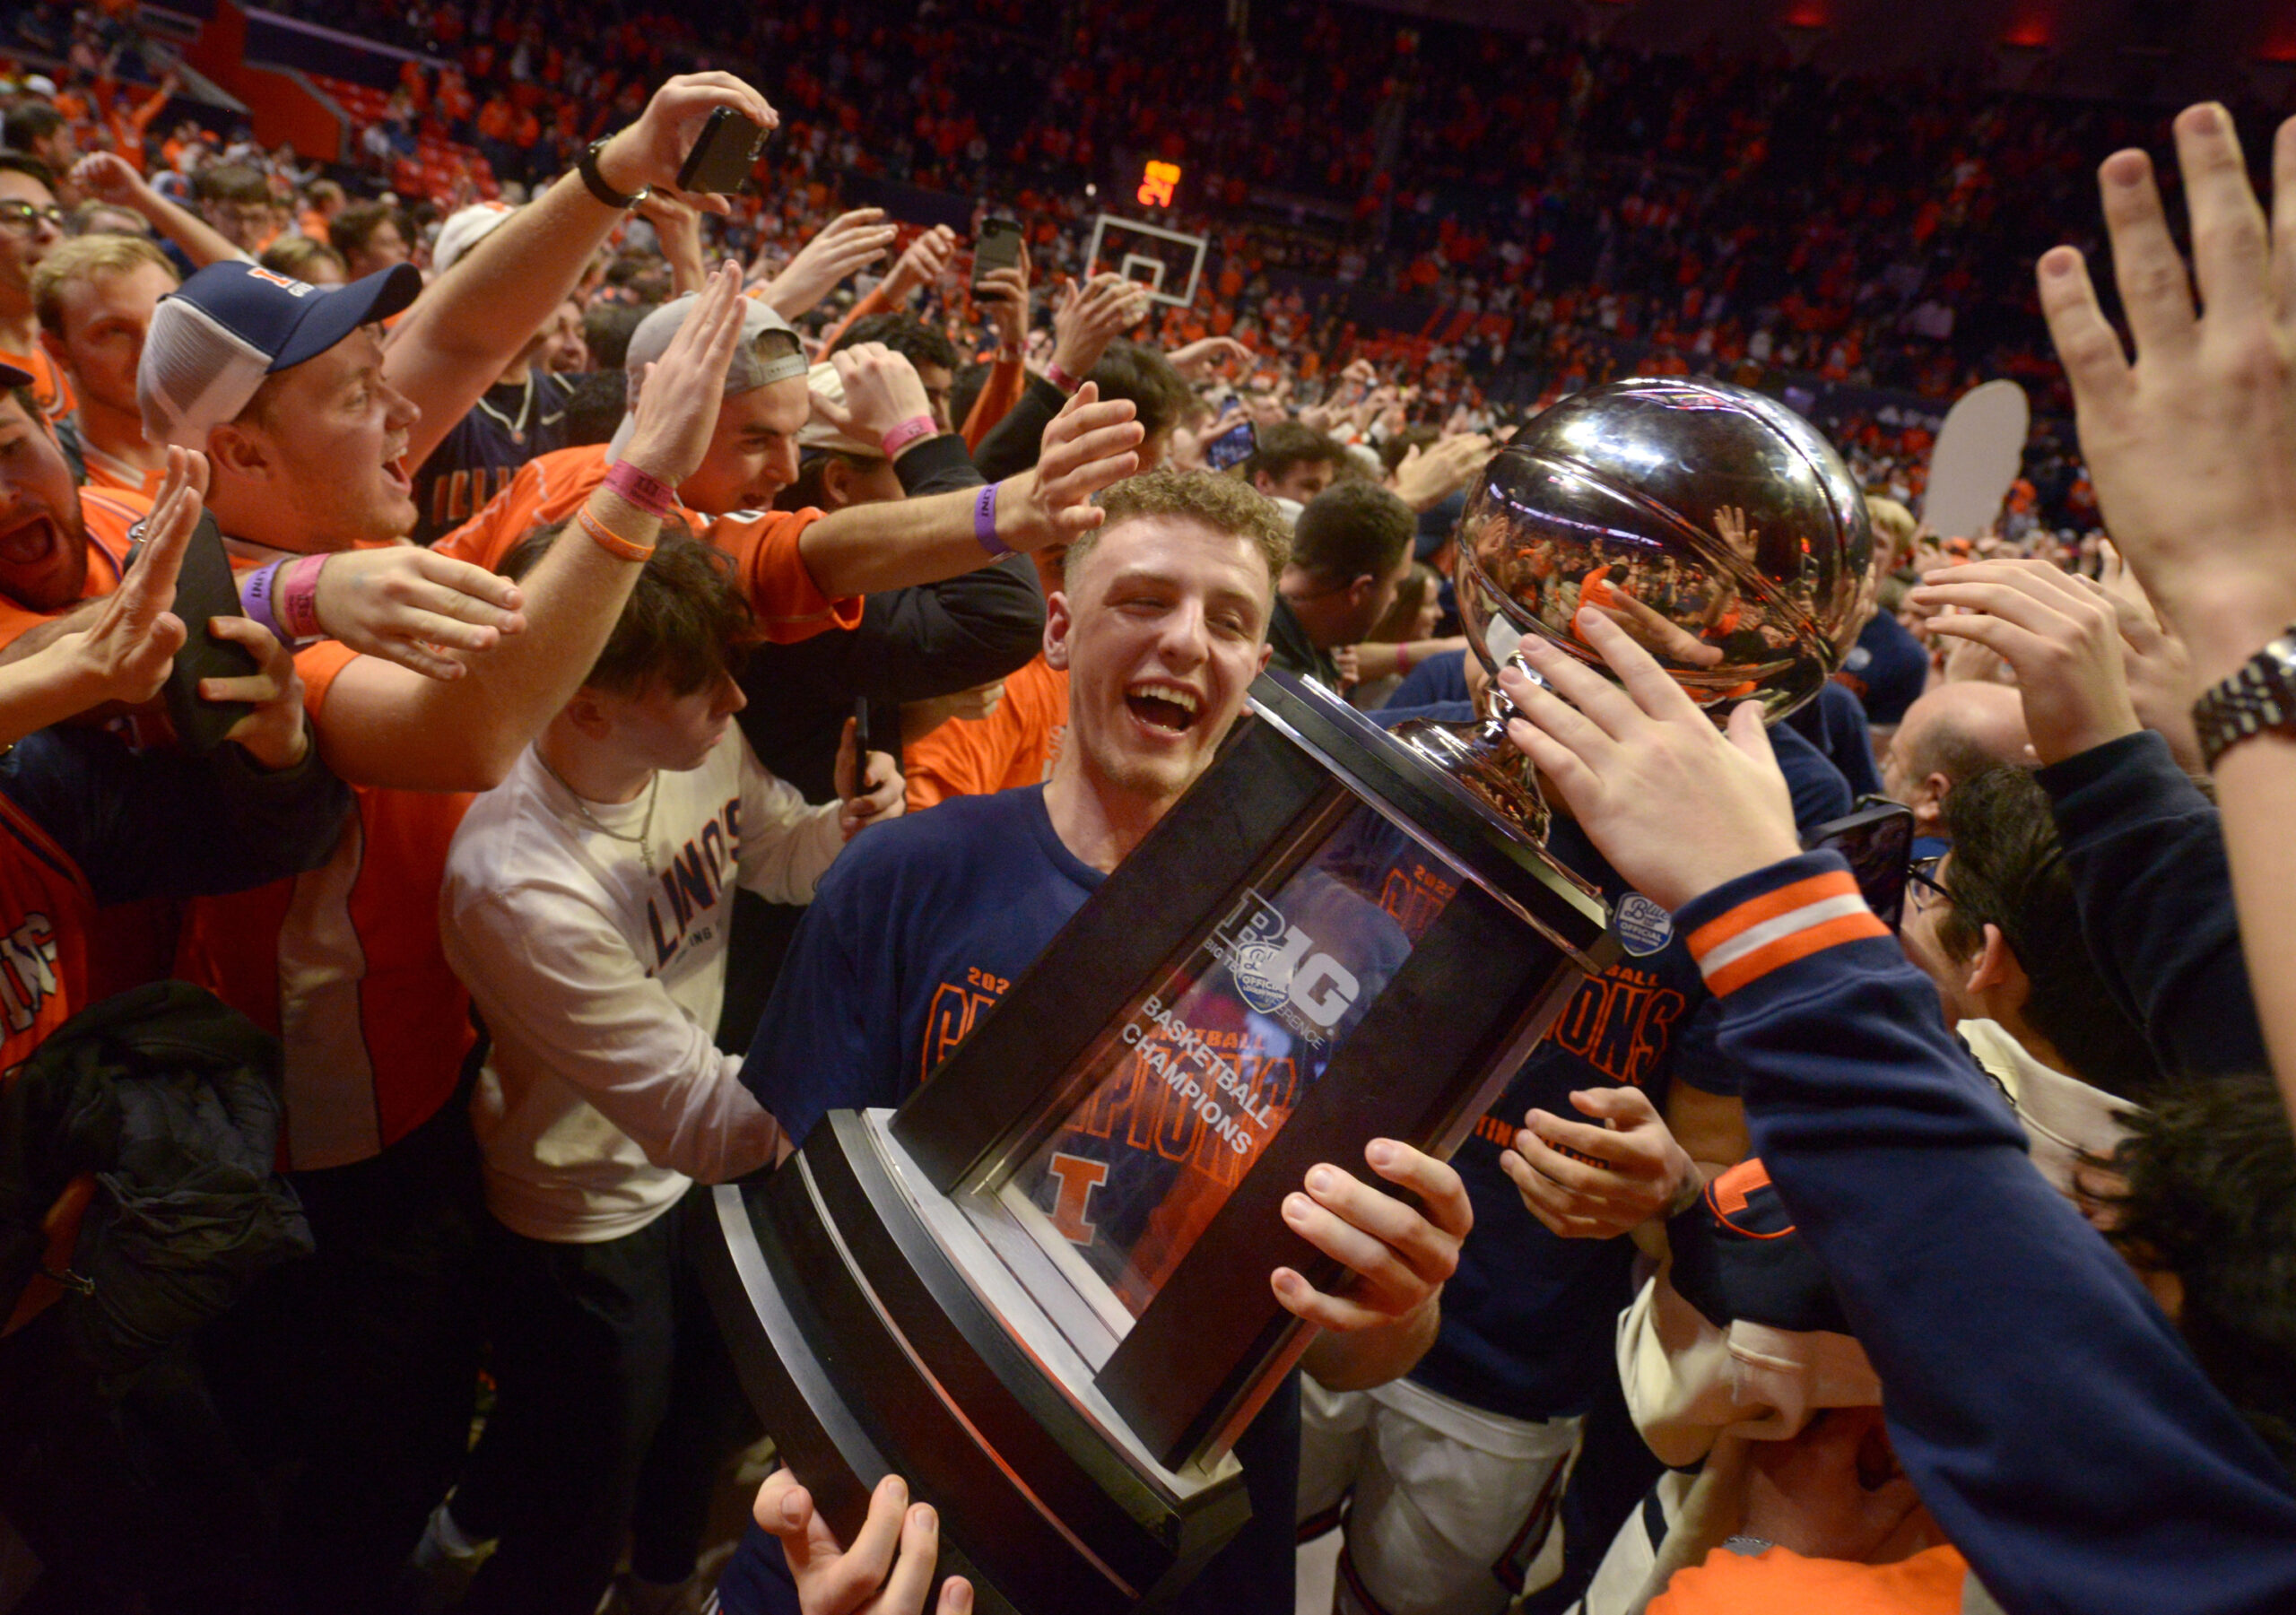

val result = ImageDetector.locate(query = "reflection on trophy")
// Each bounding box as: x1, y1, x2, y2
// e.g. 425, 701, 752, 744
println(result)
700, 378, 1870, 1614
1396, 377, 1874, 840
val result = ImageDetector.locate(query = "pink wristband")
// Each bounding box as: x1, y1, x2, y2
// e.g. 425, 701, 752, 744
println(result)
280, 553, 330, 640
880, 414, 935, 459
975, 482, 1012, 558
1045, 360, 1082, 395
604, 458, 679, 518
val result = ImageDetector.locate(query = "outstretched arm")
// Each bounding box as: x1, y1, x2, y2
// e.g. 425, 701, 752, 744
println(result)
317, 264, 749, 791
387, 73, 778, 471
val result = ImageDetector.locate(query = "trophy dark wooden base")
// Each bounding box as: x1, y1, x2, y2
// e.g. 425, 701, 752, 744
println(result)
700, 1113, 1248, 1615
703, 673, 1616, 1614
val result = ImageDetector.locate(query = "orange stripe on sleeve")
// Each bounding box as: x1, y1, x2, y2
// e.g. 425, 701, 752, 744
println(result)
1686, 870, 1864, 960
1701, 911, 1891, 996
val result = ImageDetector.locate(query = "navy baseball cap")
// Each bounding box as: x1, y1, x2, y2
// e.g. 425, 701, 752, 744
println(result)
139, 259, 422, 448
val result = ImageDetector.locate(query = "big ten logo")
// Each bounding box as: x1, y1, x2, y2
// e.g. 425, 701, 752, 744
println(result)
1136, 160, 1181, 208
1378, 860, 1459, 941
919, 965, 1011, 1083
1066, 1026, 1298, 1193
1539, 962, 1687, 1089
1212, 890, 1360, 1033
430, 465, 517, 531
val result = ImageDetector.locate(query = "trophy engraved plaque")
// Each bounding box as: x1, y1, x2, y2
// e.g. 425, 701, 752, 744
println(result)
701, 378, 1871, 1613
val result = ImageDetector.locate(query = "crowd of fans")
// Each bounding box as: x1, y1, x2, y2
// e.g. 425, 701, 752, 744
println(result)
13, 0, 2232, 543
0, 6, 2294, 1615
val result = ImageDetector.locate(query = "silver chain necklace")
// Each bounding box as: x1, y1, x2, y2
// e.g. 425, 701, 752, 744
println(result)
538, 753, 662, 877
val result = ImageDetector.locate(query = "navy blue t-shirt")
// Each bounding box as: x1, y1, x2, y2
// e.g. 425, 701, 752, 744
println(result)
1366, 702, 1848, 1421
1388, 647, 1471, 711
1834, 612, 1928, 726
731, 785, 1300, 1615
412, 366, 575, 545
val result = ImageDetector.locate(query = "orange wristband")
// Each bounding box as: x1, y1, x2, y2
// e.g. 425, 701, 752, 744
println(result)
578, 504, 655, 563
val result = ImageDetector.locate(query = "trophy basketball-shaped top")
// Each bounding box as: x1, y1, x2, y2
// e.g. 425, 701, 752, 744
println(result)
700, 378, 1872, 1613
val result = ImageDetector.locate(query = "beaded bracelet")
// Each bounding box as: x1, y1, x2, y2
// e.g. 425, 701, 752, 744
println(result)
279, 553, 330, 640
975, 482, 1012, 558
604, 458, 679, 518
578, 503, 656, 564
880, 414, 935, 459
239, 559, 289, 644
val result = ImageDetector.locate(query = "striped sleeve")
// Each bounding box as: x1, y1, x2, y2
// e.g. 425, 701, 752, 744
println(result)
1682, 855, 1890, 997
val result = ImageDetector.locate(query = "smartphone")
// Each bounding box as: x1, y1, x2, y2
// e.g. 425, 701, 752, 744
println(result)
127, 508, 259, 755
1800, 801, 1916, 929
972, 217, 1023, 288
1203, 418, 1257, 473
675, 107, 768, 195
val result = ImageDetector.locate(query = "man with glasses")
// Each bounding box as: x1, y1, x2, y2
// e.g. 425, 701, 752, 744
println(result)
189, 161, 274, 257
0, 152, 71, 421
1898, 765, 2160, 1106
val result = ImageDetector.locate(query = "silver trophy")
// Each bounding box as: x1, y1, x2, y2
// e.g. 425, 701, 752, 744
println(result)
1396, 377, 1874, 840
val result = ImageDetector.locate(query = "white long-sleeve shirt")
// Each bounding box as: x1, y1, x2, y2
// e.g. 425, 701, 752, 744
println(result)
439, 729, 845, 1242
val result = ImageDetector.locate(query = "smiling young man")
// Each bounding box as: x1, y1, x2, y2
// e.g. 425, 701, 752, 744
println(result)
721, 469, 1476, 1615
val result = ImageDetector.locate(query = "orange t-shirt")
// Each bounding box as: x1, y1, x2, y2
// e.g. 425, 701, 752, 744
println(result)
1648, 1545, 1968, 1615
435, 442, 862, 642
0, 488, 143, 650
77, 443, 170, 501
904, 654, 1067, 811
0, 346, 75, 423
173, 638, 479, 1171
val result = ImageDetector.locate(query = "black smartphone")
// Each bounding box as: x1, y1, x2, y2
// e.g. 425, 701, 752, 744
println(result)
1800, 801, 1916, 929
675, 107, 768, 195
127, 508, 259, 755
1203, 417, 1257, 473
972, 217, 1023, 288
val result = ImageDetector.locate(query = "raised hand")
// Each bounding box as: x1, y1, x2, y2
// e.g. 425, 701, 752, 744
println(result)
763, 207, 900, 319
752, 1471, 972, 1615
67, 447, 203, 709
633, 188, 708, 296
1498, 610, 1802, 911
834, 715, 904, 840
619, 261, 749, 487
2034, 103, 2296, 684
593, 73, 778, 218
883, 224, 958, 304
1049, 274, 1150, 384
817, 343, 935, 455
69, 151, 146, 206
310, 546, 526, 682
1166, 335, 1250, 380
1388, 432, 1495, 513
993, 383, 1143, 553
972, 242, 1031, 359
1908, 558, 2141, 766
1500, 1086, 1698, 1240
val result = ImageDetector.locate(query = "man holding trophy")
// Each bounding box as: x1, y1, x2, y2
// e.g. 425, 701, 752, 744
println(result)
713, 378, 1873, 1615
723, 468, 1477, 1614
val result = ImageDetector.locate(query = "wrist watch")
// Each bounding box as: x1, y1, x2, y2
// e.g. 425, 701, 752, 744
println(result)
2192, 628, 2296, 769
577, 137, 649, 210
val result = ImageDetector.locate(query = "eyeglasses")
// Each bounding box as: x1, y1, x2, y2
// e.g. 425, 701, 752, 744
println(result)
0, 200, 64, 234
1905, 853, 1950, 915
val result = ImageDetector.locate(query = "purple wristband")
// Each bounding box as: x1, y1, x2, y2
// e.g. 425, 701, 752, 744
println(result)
975, 482, 1012, 558
239, 559, 289, 645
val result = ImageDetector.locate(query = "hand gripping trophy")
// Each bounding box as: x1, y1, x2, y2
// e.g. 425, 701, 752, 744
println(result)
702, 377, 1872, 1614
